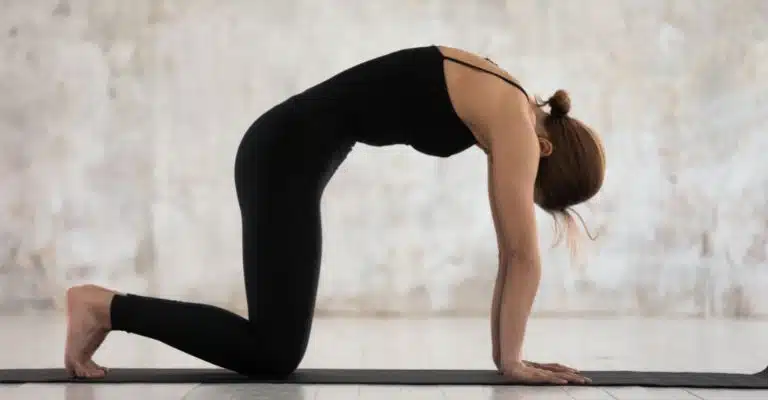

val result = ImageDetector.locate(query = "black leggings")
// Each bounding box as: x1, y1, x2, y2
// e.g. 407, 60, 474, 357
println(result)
110, 96, 355, 376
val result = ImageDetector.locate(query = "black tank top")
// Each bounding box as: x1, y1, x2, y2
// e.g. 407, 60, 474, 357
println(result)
293, 46, 528, 158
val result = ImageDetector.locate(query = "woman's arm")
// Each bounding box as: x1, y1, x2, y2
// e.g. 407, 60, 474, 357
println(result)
488, 158, 507, 370
484, 91, 543, 370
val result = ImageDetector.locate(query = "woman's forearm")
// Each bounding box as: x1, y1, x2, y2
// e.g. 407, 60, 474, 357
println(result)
490, 259, 506, 370
498, 258, 541, 368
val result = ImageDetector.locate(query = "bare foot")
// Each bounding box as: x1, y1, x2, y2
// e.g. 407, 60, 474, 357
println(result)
64, 284, 116, 378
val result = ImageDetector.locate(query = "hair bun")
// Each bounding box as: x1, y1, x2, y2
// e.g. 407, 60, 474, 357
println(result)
548, 89, 571, 117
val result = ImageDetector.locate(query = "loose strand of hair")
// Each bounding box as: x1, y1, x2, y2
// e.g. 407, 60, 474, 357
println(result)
569, 208, 600, 241
547, 210, 585, 267
562, 211, 580, 262
550, 213, 564, 248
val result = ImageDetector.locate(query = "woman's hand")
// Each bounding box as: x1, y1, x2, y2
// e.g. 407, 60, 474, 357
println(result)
500, 361, 590, 385
523, 360, 588, 380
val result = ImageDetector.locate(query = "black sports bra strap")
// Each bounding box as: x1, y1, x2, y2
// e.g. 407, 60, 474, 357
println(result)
442, 56, 529, 99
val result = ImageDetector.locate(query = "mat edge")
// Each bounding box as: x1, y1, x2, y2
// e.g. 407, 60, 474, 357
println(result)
2, 367, 768, 374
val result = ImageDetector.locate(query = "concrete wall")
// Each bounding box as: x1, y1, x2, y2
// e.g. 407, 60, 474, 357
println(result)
2, 0, 767, 317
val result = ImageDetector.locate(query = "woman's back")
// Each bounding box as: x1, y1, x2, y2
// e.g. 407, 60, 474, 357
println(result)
292, 46, 487, 158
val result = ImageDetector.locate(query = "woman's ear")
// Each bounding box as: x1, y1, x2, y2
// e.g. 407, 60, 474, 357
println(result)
538, 137, 553, 157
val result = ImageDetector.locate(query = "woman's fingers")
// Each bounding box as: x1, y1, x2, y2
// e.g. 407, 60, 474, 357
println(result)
503, 363, 591, 385
535, 367, 590, 384
547, 363, 577, 372
526, 361, 590, 383
530, 361, 578, 373
533, 370, 568, 384
557, 371, 590, 384
503, 365, 567, 385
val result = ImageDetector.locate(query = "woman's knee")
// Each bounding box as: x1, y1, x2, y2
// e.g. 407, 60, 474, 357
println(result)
237, 334, 308, 377
270, 334, 309, 375
238, 351, 303, 377
269, 352, 303, 377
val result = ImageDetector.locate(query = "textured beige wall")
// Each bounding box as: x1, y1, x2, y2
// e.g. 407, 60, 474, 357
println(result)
1, 0, 767, 317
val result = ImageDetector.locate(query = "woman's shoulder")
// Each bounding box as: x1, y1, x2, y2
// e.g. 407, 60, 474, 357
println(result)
438, 47, 524, 84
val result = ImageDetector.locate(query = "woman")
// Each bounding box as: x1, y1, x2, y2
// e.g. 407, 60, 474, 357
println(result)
64, 45, 605, 384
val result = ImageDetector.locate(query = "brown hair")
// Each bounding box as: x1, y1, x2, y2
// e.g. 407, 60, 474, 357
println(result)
534, 90, 605, 257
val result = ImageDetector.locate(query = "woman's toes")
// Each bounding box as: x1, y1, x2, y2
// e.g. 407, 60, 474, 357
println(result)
83, 365, 105, 379
87, 360, 109, 373
89, 368, 106, 378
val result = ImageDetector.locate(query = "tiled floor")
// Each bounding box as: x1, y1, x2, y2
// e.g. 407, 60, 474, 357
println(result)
0, 315, 765, 399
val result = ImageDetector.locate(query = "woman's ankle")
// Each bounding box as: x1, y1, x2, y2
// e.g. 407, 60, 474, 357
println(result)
67, 284, 118, 330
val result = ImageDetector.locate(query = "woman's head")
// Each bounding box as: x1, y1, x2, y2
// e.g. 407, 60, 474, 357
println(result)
531, 90, 605, 250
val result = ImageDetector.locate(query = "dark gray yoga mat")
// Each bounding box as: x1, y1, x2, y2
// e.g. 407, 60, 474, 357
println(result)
1, 367, 768, 388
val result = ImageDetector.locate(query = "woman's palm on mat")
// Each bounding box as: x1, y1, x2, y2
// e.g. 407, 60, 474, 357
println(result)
502, 361, 590, 384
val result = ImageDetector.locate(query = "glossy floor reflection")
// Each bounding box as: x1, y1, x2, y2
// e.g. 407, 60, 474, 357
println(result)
0, 316, 766, 399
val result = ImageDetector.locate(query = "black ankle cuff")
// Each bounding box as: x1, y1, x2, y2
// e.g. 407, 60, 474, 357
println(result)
109, 293, 136, 333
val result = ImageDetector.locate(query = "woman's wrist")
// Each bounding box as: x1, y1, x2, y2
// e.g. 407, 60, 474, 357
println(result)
499, 358, 525, 373
499, 348, 523, 367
